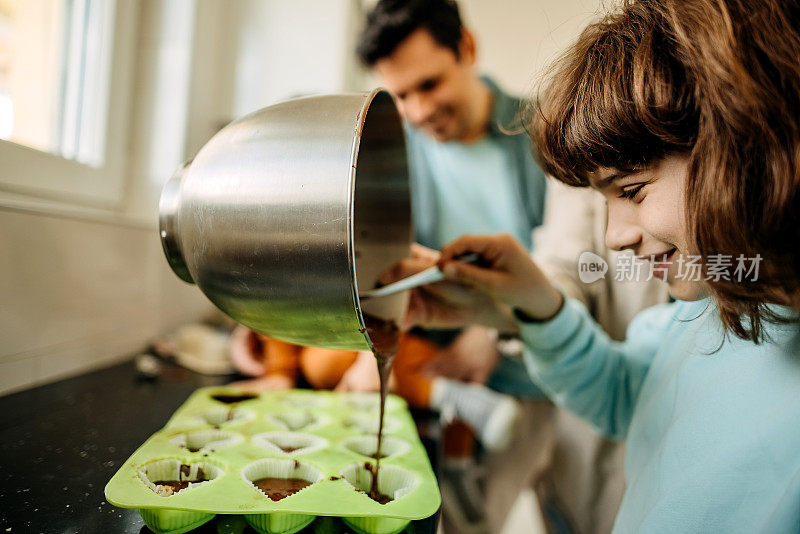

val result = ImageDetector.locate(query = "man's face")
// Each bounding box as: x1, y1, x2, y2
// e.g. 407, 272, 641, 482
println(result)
374, 28, 477, 142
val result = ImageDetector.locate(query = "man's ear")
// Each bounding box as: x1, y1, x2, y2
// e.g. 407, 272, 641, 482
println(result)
458, 28, 477, 65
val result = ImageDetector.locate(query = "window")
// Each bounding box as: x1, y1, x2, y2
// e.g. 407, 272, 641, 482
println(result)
0, 0, 135, 206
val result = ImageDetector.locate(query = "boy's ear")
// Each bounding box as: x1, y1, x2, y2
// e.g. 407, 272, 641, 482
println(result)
458, 28, 477, 65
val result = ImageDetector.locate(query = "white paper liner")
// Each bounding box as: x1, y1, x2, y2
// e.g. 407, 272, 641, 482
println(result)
138, 459, 223, 497
190, 407, 256, 427
252, 431, 327, 456
241, 454, 324, 533
265, 411, 325, 431
169, 430, 242, 452
241, 458, 323, 500
339, 464, 418, 534
342, 393, 402, 413
340, 435, 410, 460
342, 414, 401, 435
281, 392, 328, 408
340, 463, 419, 503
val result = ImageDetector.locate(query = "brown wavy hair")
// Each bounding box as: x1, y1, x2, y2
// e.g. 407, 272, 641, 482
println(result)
529, 0, 800, 342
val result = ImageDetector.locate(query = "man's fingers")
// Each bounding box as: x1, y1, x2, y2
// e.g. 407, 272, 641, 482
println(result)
376, 256, 435, 285
404, 289, 429, 330
411, 242, 440, 261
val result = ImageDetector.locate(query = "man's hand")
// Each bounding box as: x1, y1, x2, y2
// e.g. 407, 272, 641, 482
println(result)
377, 243, 440, 286
376, 242, 521, 331
406, 280, 517, 331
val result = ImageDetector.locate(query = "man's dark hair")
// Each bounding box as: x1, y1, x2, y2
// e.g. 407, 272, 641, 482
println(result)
356, 0, 463, 66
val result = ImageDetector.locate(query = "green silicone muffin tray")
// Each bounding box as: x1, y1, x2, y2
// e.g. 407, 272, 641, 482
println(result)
104, 387, 440, 534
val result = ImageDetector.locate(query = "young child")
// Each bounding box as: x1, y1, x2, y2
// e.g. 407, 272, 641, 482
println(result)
402, 0, 800, 530
228, 326, 518, 451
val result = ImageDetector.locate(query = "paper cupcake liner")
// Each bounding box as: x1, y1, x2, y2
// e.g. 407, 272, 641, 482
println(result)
193, 407, 256, 427
265, 411, 325, 432
281, 391, 328, 409
342, 414, 401, 435
340, 463, 419, 502
138, 459, 224, 497
252, 431, 328, 456
241, 459, 323, 534
339, 464, 417, 534
137, 507, 216, 534
341, 393, 402, 413
169, 430, 243, 453
340, 435, 410, 460
241, 458, 323, 499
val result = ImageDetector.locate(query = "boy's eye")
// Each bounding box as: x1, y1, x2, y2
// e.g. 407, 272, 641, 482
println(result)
418, 77, 439, 92
618, 184, 645, 201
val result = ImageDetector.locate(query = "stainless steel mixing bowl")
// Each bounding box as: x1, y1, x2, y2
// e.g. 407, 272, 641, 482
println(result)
159, 89, 411, 351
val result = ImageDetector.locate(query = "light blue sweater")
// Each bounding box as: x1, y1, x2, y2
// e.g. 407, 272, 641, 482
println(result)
519, 297, 800, 532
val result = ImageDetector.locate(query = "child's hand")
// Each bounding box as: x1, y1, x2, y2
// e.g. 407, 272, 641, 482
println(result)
228, 325, 267, 377
438, 234, 563, 321
424, 325, 500, 383
334, 351, 396, 392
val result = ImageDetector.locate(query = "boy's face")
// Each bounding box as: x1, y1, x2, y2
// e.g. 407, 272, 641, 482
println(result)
374, 28, 478, 142
590, 155, 706, 301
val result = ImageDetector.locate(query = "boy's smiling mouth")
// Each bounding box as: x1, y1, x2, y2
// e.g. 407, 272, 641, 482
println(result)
638, 248, 678, 280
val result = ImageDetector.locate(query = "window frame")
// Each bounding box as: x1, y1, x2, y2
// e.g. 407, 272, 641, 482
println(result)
0, 0, 137, 208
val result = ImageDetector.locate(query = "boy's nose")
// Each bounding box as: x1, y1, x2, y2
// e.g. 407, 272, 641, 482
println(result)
605, 204, 642, 252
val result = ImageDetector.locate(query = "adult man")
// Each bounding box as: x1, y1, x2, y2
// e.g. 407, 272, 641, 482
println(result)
357, 1, 551, 531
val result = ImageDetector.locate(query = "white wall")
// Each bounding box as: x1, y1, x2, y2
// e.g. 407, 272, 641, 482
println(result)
232, 0, 367, 116
0, 208, 211, 395
460, 0, 604, 95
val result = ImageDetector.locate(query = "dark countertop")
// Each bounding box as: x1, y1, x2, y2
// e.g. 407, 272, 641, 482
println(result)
0, 359, 438, 533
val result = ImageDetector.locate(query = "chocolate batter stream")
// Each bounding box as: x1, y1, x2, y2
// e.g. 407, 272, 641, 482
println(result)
363, 313, 400, 503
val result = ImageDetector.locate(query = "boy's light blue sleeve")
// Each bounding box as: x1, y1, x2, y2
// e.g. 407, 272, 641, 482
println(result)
518, 297, 677, 440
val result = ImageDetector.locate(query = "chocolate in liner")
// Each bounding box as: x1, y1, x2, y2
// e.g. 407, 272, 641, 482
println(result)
253, 477, 312, 501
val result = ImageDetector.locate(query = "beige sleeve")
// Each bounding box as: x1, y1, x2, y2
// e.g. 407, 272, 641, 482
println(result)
532, 179, 603, 309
